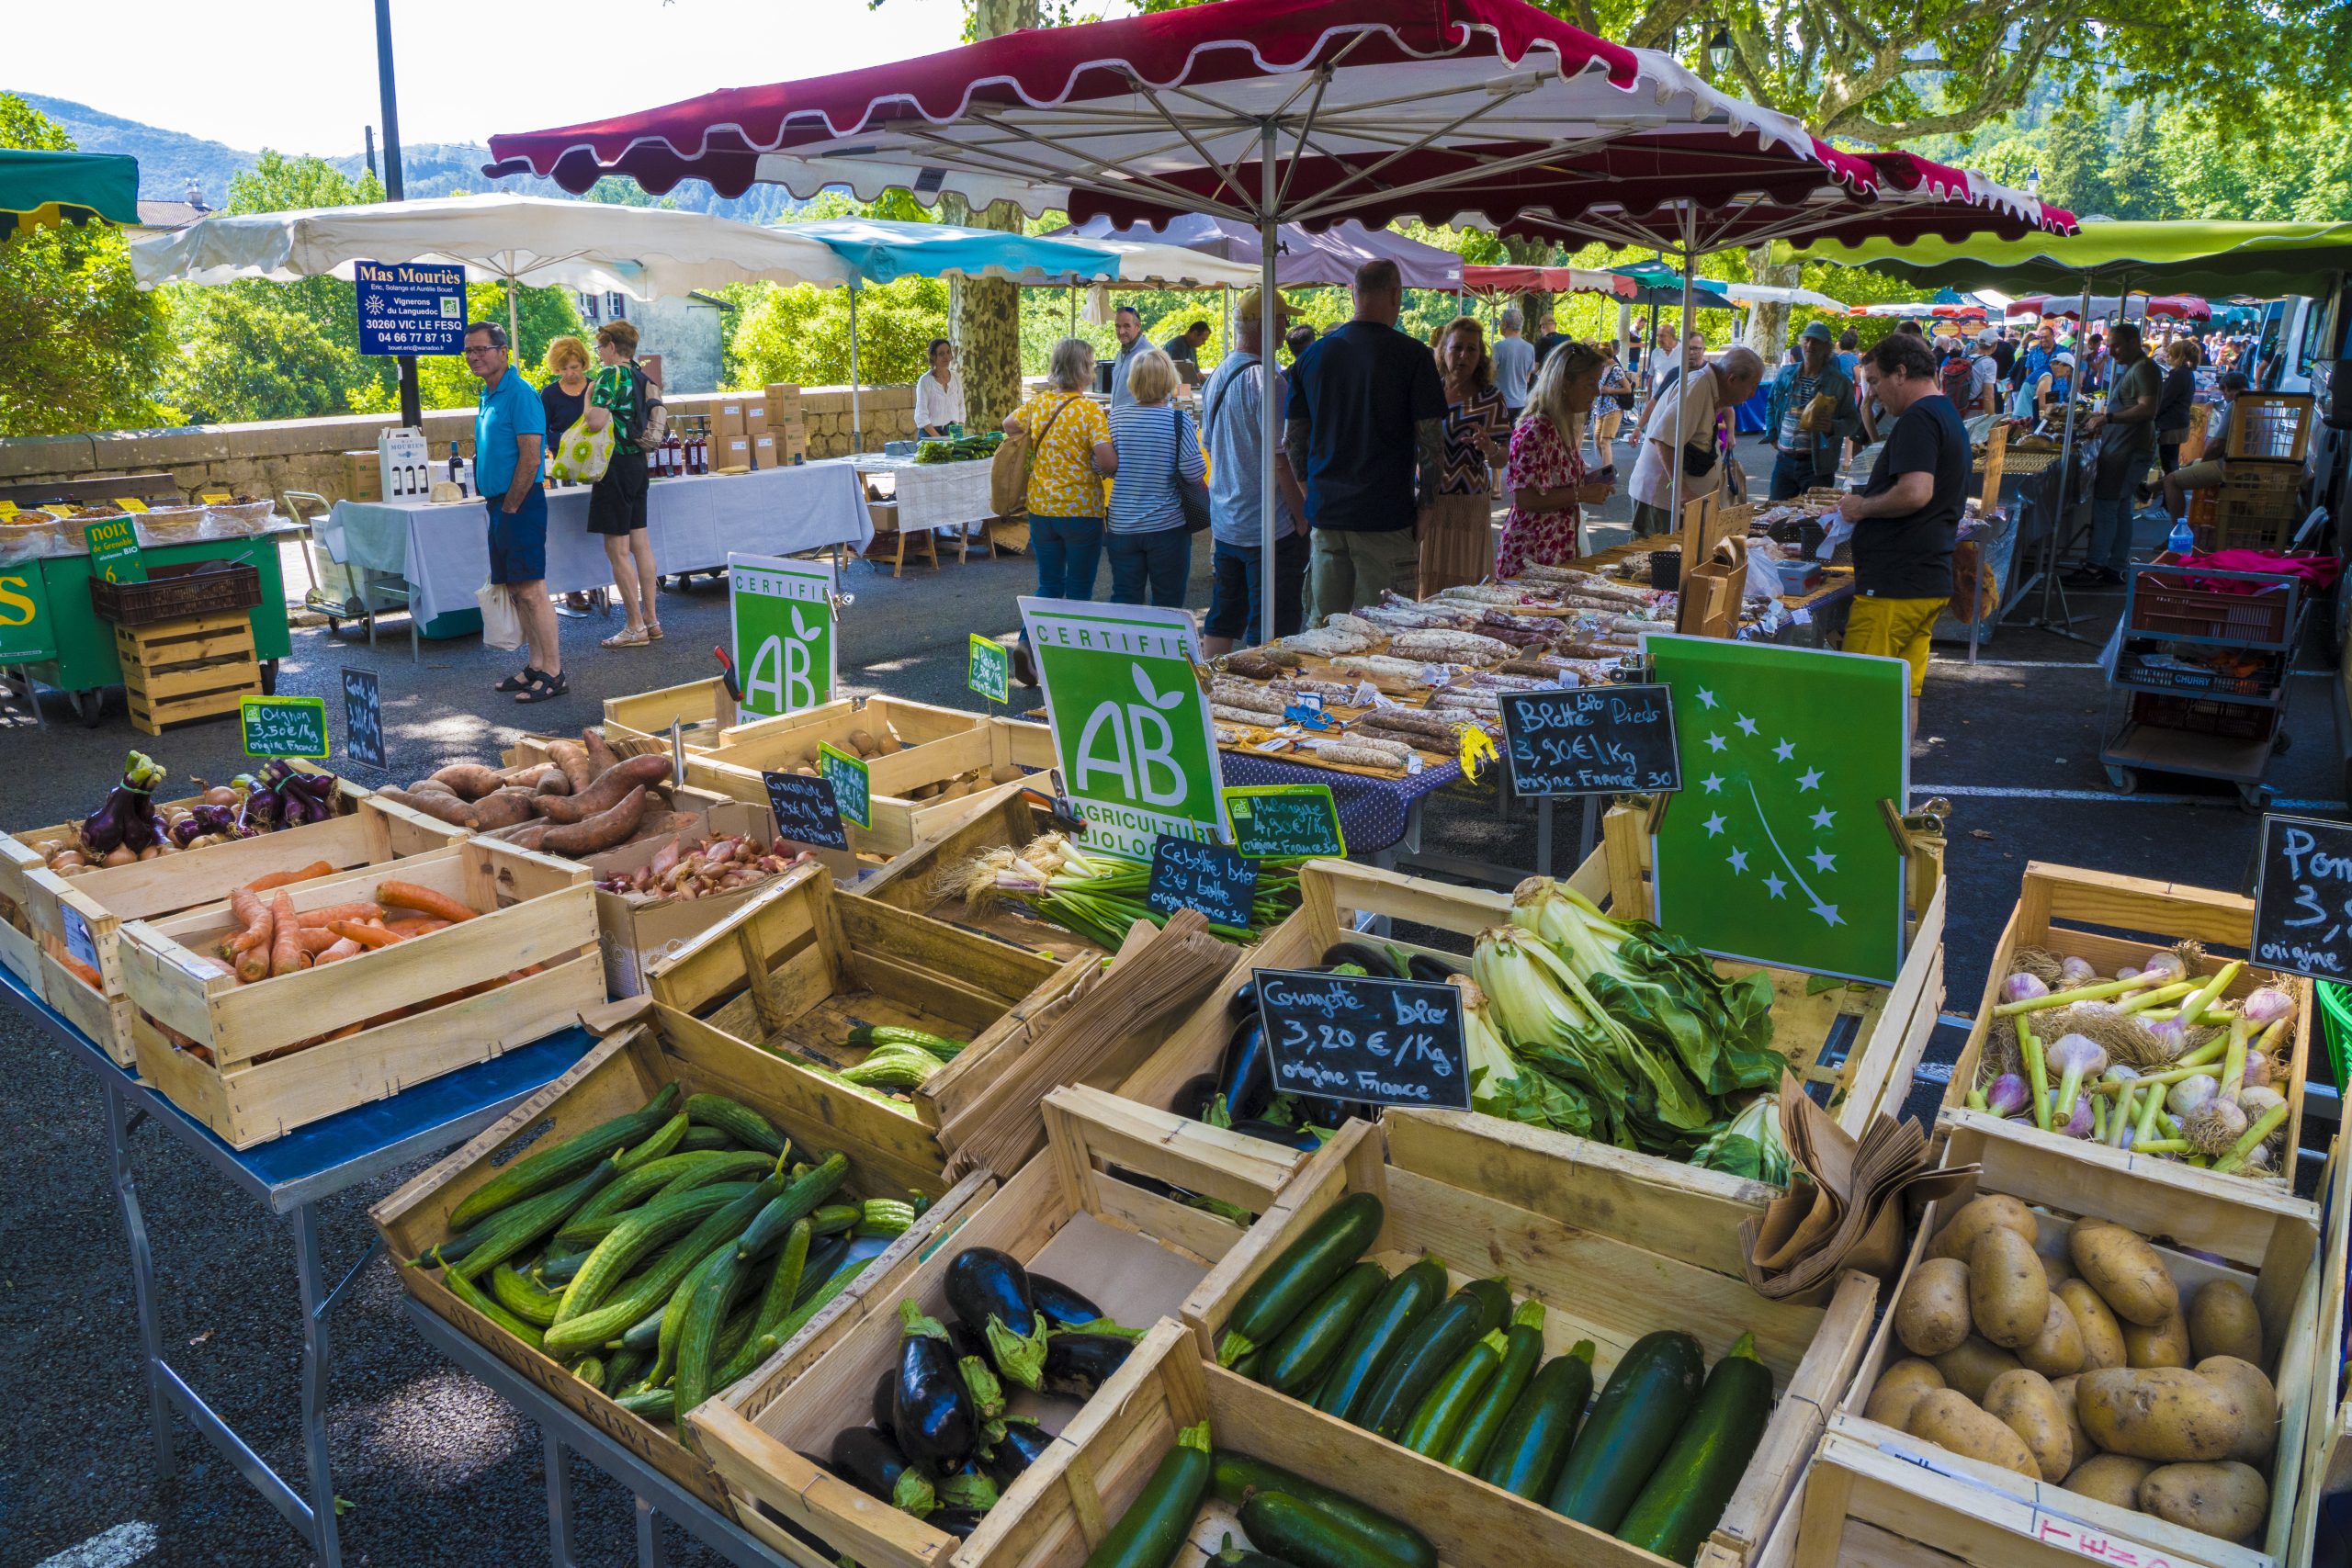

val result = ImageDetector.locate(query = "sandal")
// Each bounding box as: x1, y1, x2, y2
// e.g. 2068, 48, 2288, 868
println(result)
495, 667, 542, 694
514, 670, 570, 704
644, 622, 663, 640
602, 626, 650, 649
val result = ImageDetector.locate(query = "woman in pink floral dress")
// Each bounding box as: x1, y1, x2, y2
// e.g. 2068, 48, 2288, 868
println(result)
1500, 341, 1612, 576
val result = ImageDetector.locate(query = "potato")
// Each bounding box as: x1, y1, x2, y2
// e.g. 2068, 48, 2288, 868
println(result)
2124, 1308, 2192, 1370
1984, 1369, 2073, 1482
1864, 1359, 1946, 1428
846, 728, 880, 757
1905, 1389, 2038, 1478
2059, 1279, 2128, 1371
1932, 1337, 2024, 1403
1930, 1194, 2039, 1263
2048, 1374, 2093, 1467
2076, 1367, 2245, 1461
2063, 1453, 2154, 1508
2188, 1279, 2265, 1368
2070, 1222, 2180, 1327
1970, 1228, 2051, 1349
1895, 1258, 1974, 1357
2196, 1356, 2278, 1465
2138, 1461, 2269, 1542
2018, 1294, 2086, 1378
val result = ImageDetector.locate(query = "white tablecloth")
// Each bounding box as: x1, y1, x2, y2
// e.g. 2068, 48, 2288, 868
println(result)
323, 464, 872, 623
858, 457, 997, 532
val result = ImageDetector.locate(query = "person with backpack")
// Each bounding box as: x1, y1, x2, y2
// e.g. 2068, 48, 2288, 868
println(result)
1762, 321, 1865, 499
1201, 289, 1309, 657
581, 321, 664, 648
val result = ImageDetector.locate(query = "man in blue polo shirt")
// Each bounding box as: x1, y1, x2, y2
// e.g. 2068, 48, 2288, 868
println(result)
465, 321, 561, 701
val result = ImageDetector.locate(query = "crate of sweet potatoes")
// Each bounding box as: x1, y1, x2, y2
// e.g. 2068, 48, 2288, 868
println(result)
375, 730, 696, 859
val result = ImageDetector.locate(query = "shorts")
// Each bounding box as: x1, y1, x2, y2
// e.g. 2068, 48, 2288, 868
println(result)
587, 448, 649, 535
1845, 593, 1948, 695
486, 484, 548, 585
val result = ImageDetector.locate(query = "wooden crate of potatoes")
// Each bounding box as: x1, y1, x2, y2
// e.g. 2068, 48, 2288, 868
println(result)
1941, 863, 2315, 1216
23, 793, 461, 1066
1794, 1119, 2333, 1568
605, 676, 745, 752
370, 1014, 983, 1520
119, 840, 601, 1146
1177, 1112, 1877, 1568
645, 867, 1091, 1162
115, 612, 264, 735
694, 1085, 1309, 1568
854, 793, 1105, 963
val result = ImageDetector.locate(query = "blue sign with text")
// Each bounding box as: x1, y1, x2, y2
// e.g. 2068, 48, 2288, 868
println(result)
356, 260, 467, 356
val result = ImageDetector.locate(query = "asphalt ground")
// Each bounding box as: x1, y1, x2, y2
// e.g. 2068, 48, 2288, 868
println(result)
3, 434, 2344, 1565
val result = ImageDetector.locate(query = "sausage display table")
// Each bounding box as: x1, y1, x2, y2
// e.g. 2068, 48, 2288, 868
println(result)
0, 958, 597, 1568
322, 465, 872, 660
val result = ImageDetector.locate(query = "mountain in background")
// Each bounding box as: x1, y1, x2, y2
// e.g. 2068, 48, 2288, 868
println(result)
11, 90, 802, 224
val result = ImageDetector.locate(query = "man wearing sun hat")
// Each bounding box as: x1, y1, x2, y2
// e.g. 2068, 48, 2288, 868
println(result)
1201, 287, 1311, 655
1762, 320, 1864, 500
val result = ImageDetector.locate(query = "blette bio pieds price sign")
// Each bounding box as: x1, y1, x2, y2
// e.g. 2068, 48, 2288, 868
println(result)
729, 552, 838, 720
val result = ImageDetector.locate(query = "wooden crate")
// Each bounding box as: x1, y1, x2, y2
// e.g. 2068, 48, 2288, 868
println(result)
1939, 863, 2315, 1213
854, 792, 1103, 962
1179, 1113, 1878, 1568
645, 869, 1093, 1156
369, 1014, 982, 1520
1791, 1119, 2332, 1568
23, 794, 463, 1066
2295, 1123, 2351, 1556
693, 1085, 1309, 1568
605, 676, 745, 751
119, 840, 602, 1146
1118, 840, 1944, 1223
115, 611, 263, 735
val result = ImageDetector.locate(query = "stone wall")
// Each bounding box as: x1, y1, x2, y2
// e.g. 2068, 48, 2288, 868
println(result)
0, 381, 922, 506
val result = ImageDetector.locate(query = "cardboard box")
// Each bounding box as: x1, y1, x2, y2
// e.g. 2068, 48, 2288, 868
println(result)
763, 383, 803, 418
750, 432, 778, 469
741, 396, 769, 431
341, 450, 382, 503
712, 400, 749, 436
585, 800, 789, 996
713, 434, 752, 472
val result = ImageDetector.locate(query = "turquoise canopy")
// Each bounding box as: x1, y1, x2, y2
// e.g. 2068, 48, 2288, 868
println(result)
774, 217, 1126, 285
0, 148, 140, 240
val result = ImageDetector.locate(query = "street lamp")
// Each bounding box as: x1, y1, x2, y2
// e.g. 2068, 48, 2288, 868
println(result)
2026, 166, 2042, 197
1708, 28, 1733, 72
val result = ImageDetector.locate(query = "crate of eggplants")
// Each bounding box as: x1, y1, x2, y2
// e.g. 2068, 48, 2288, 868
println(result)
944, 1247, 1141, 1399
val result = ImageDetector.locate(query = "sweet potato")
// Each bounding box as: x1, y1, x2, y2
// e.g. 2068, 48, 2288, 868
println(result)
541, 785, 648, 857
533, 754, 671, 823
379, 787, 480, 829
428, 762, 508, 801
469, 787, 541, 830
532, 767, 571, 795
547, 739, 596, 795
582, 726, 620, 776
481, 821, 552, 852
377, 881, 477, 923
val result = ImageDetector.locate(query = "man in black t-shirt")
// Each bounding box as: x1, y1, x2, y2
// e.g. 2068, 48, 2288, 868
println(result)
1830, 332, 1969, 716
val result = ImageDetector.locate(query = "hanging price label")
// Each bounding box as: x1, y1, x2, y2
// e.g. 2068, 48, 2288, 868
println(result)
1254, 968, 1470, 1111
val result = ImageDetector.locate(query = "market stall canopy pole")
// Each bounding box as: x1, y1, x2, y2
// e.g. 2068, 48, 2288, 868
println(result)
0, 148, 139, 242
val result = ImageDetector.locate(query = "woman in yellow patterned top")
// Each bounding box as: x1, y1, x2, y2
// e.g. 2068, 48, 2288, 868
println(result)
1004, 336, 1118, 602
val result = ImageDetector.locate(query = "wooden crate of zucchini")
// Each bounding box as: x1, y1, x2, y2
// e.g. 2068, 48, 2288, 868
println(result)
692, 1085, 1311, 1568
369, 1012, 984, 1517
1792, 1120, 2337, 1568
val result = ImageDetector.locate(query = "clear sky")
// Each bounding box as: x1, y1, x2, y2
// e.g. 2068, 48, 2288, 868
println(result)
9, 0, 974, 154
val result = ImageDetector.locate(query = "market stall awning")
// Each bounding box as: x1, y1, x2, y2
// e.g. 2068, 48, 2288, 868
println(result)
2005, 292, 2211, 321
776, 215, 1256, 288
1789, 219, 2352, 298
1051, 214, 1460, 289
1719, 280, 1846, 310
1460, 264, 1634, 298
0, 148, 140, 240
1609, 263, 1736, 308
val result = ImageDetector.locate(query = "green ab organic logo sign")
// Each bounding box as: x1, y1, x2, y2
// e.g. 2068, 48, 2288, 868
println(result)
1019, 597, 1224, 862
729, 552, 838, 719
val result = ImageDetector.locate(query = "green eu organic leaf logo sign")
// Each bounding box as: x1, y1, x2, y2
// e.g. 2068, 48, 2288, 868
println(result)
729, 552, 837, 719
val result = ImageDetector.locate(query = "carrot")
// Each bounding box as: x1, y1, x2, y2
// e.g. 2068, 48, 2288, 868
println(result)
384, 919, 452, 938
375, 881, 476, 923
313, 937, 366, 965
236, 903, 275, 982
268, 892, 304, 977
295, 902, 384, 929
330, 919, 401, 949
55, 951, 104, 991
227, 887, 273, 953
294, 929, 346, 954
248, 861, 337, 893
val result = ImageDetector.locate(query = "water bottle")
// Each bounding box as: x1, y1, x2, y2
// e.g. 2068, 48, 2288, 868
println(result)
2166, 516, 2195, 559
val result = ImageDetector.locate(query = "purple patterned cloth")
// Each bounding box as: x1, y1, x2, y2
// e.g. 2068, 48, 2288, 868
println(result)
1217, 750, 1463, 853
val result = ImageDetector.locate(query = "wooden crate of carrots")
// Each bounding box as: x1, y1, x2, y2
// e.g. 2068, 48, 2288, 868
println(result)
118, 839, 602, 1146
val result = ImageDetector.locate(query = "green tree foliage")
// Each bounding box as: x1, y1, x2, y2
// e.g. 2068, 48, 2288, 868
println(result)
733, 273, 950, 389
0, 93, 172, 435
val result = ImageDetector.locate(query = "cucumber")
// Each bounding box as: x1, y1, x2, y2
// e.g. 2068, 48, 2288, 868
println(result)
1438, 1301, 1546, 1472
1547, 1329, 1705, 1531
1476, 1342, 1594, 1499
563, 1150, 763, 1238
1399, 1328, 1508, 1457
542, 1178, 784, 1359
847, 1023, 967, 1059
673, 1242, 754, 1433
1614, 1333, 1775, 1565
434, 1252, 545, 1349
678, 1125, 735, 1152
449, 1083, 679, 1231
447, 1163, 617, 1283
1216, 1191, 1384, 1366
1238, 1493, 1419, 1568
490, 1264, 565, 1326
617, 1386, 675, 1422
555, 1180, 762, 1322
735, 1155, 848, 1256
1207, 1453, 1435, 1568
616, 1111, 688, 1171
1080, 1419, 1212, 1568
684, 1092, 789, 1156
1261, 1260, 1388, 1396
1313, 1257, 1447, 1421
1355, 1277, 1510, 1438
752, 1218, 814, 1337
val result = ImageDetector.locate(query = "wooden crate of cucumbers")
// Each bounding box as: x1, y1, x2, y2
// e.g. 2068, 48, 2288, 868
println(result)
1797, 1118, 2332, 1568
369, 1012, 987, 1519
1179, 1111, 1880, 1568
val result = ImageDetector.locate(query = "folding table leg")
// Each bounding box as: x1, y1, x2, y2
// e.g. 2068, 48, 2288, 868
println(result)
637, 1495, 673, 1568
106, 1080, 176, 1480
546, 1432, 582, 1568
290, 1204, 345, 1568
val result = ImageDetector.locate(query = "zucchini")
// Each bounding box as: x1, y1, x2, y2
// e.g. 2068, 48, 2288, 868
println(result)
1261, 1260, 1388, 1396
542, 1177, 784, 1359
1314, 1256, 1447, 1421
1356, 1277, 1510, 1438
1438, 1300, 1546, 1472
490, 1264, 565, 1326
684, 1092, 788, 1156
1399, 1328, 1508, 1457
448, 1083, 679, 1231
447, 1163, 617, 1282
1207, 1453, 1435, 1568
1216, 1191, 1385, 1366
555, 1179, 763, 1322
1547, 1329, 1705, 1531
1614, 1333, 1774, 1565
735, 1154, 849, 1257
1476, 1342, 1594, 1499
1238, 1492, 1419, 1568
434, 1252, 545, 1349
1081, 1420, 1212, 1568
616, 1111, 689, 1172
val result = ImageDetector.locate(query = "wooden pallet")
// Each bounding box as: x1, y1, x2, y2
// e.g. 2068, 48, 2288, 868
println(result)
113, 611, 261, 736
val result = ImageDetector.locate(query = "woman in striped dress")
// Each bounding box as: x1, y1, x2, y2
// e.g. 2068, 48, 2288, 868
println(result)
1422, 316, 1510, 595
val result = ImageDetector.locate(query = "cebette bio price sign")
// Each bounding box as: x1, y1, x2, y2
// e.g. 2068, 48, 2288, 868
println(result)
729, 552, 837, 719
1018, 597, 1225, 862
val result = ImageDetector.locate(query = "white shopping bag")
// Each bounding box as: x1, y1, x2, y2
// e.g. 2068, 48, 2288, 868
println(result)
476, 581, 525, 650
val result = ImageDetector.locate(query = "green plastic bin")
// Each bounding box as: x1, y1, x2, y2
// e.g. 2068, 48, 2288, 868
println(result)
2317, 981, 2350, 1091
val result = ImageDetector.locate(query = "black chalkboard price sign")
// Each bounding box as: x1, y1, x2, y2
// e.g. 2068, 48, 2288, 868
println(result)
1498, 682, 1679, 796
762, 769, 849, 852
2251, 812, 2352, 980
1147, 834, 1259, 928
1254, 968, 1471, 1111
341, 667, 384, 770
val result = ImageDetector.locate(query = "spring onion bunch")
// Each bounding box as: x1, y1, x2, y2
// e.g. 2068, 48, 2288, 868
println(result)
954, 833, 1301, 949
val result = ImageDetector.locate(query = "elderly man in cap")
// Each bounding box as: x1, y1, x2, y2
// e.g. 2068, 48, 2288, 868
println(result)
1762, 320, 1867, 500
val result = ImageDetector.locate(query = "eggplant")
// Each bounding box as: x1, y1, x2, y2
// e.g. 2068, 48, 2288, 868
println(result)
927, 1507, 990, 1540
831, 1426, 936, 1517
1216, 1019, 1273, 1124
1226, 976, 1261, 1021
872, 1368, 898, 1436
986, 1419, 1055, 1488
83, 750, 166, 853
1038, 1332, 1134, 1400
944, 1319, 989, 1364
1171, 1073, 1221, 1122
1028, 1274, 1108, 1333
1406, 952, 1467, 983
892, 1302, 978, 1470
1321, 941, 1403, 977
944, 1248, 1049, 1390
1229, 1119, 1329, 1152
937, 1461, 1000, 1513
